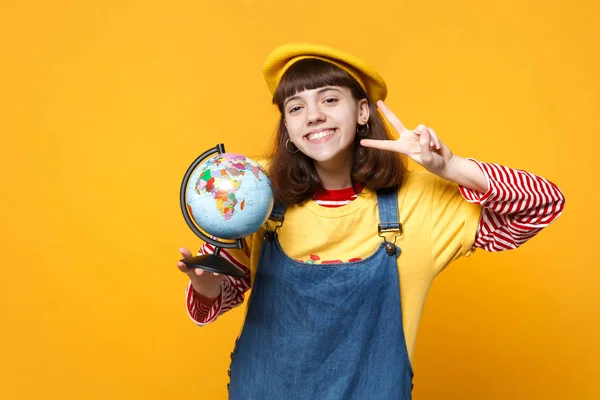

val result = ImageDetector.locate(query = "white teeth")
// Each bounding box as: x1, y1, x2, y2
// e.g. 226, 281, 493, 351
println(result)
307, 129, 335, 141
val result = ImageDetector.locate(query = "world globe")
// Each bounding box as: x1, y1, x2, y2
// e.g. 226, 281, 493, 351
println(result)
180, 145, 274, 277
184, 151, 274, 241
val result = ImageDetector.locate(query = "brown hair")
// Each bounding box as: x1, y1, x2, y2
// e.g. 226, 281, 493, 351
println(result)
268, 58, 406, 204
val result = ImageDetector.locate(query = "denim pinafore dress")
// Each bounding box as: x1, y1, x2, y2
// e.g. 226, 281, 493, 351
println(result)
228, 187, 413, 399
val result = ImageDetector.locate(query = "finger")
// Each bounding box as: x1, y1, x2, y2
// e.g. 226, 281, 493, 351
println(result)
177, 262, 199, 281
177, 261, 189, 272
414, 125, 433, 147
428, 128, 442, 150
360, 138, 399, 152
376, 101, 408, 133
194, 269, 222, 278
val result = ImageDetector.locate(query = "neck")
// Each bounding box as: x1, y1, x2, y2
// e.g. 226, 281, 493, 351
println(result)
314, 156, 353, 190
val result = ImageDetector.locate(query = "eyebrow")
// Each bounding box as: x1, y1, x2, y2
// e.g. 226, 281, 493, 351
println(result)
283, 87, 342, 108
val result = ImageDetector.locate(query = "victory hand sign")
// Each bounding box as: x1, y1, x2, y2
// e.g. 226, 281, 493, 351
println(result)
361, 100, 489, 193
361, 100, 454, 175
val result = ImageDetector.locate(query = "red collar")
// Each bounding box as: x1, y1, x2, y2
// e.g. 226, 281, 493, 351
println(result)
313, 182, 365, 201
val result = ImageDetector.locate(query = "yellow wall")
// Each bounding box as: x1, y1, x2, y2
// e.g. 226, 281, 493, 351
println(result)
1, 0, 598, 398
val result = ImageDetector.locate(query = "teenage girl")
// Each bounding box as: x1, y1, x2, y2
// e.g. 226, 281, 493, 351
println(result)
177, 43, 565, 399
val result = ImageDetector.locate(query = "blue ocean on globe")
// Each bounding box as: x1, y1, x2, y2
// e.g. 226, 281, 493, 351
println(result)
185, 153, 274, 239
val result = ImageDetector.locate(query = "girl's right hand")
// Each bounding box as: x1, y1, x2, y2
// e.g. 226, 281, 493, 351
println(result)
177, 247, 224, 299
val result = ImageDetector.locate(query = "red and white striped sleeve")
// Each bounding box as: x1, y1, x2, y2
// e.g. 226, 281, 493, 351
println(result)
186, 242, 251, 326
459, 159, 565, 252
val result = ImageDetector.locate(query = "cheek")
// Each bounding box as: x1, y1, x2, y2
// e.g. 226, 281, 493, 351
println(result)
341, 112, 359, 134
285, 122, 303, 139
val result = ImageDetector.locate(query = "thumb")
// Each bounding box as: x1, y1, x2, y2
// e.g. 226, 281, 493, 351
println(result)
419, 130, 433, 162
179, 247, 193, 259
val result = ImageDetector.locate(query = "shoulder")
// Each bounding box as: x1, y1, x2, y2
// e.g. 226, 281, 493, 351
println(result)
400, 169, 444, 194
398, 169, 468, 207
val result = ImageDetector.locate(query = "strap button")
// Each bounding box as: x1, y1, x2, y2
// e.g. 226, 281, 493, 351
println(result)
263, 231, 275, 242
385, 242, 396, 255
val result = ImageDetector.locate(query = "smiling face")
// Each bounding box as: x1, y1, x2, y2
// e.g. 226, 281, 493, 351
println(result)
283, 86, 369, 166
268, 59, 405, 202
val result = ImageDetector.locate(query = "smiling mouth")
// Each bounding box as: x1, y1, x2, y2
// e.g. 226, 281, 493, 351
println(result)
305, 129, 336, 141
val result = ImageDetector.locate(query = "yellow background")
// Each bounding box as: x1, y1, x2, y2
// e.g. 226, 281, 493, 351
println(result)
1, 0, 598, 398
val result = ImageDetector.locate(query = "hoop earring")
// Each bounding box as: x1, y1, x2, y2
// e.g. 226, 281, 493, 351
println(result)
285, 139, 299, 153
357, 122, 370, 138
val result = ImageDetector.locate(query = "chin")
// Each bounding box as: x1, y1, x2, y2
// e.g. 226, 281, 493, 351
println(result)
309, 151, 349, 165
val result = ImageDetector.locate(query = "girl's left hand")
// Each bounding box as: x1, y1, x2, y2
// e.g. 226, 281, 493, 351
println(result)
360, 100, 454, 175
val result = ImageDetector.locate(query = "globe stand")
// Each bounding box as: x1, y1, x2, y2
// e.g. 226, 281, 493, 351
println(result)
180, 247, 248, 278
180, 143, 249, 278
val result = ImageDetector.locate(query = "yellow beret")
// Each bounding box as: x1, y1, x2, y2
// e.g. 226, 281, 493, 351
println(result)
263, 43, 387, 102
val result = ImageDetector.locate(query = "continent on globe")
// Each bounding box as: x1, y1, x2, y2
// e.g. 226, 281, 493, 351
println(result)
195, 168, 242, 220
193, 154, 269, 221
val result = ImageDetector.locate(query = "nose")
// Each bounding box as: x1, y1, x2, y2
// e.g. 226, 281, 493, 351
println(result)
305, 102, 325, 125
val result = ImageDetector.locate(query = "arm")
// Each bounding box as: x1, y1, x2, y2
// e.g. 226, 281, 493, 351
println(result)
458, 160, 565, 251
419, 148, 565, 251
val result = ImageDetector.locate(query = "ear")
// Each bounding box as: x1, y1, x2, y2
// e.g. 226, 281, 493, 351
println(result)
358, 98, 369, 125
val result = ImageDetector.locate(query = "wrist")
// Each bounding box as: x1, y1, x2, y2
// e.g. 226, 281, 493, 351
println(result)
191, 280, 222, 300
437, 154, 461, 181
437, 156, 489, 193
